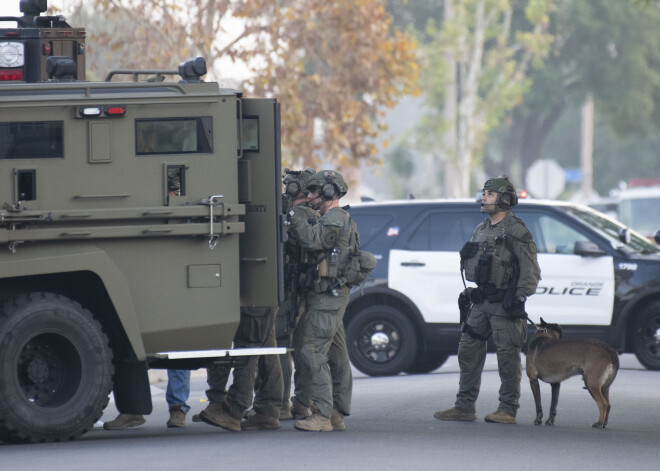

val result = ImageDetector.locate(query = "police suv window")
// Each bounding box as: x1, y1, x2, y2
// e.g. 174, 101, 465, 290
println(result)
408, 212, 481, 251
135, 117, 212, 155
352, 213, 394, 247
519, 212, 589, 254
0, 121, 63, 159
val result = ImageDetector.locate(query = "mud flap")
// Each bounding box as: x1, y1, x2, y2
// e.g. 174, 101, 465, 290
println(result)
113, 360, 153, 415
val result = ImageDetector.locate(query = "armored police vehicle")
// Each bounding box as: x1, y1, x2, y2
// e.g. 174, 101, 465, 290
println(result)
346, 198, 660, 376
0, 1, 284, 443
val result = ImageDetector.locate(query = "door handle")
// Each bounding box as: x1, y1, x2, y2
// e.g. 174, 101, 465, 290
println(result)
401, 261, 426, 267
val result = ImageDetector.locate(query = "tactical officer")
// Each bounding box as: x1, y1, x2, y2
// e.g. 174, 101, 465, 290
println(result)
249, 168, 318, 421
435, 176, 540, 424
288, 170, 353, 432
196, 303, 283, 431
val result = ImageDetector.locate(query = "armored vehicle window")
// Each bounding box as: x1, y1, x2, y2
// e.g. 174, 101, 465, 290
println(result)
241, 117, 259, 152
15, 169, 36, 201
0, 122, 63, 159
135, 117, 212, 155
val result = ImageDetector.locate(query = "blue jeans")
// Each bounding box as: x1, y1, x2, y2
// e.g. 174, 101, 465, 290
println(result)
166, 369, 191, 414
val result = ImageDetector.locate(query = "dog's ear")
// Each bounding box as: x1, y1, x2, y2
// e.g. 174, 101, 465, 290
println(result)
540, 317, 546, 326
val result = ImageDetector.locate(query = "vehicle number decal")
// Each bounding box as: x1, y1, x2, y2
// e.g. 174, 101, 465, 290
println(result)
617, 262, 638, 271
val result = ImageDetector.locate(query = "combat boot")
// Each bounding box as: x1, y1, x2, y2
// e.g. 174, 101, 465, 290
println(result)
166, 405, 186, 428
103, 413, 146, 430
484, 410, 516, 424
433, 407, 477, 422
241, 413, 281, 431
199, 401, 242, 432
331, 410, 346, 431
290, 396, 311, 420
294, 412, 333, 432
279, 406, 293, 420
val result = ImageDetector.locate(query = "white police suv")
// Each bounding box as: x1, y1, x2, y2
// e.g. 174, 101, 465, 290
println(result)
345, 198, 660, 376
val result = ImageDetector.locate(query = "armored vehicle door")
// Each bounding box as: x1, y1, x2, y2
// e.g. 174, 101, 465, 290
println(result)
238, 98, 284, 310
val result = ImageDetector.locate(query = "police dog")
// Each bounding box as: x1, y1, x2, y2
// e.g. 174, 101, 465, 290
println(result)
526, 318, 619, 428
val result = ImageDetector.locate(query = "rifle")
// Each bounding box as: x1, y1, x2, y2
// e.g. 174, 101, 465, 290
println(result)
287, 243, 301, 348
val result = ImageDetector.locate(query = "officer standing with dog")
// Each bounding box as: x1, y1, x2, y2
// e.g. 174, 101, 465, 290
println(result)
435, 176, 541, 424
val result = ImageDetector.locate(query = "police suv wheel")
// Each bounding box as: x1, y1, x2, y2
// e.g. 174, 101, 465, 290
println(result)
632, 301, 660, 370
0, 292, 114, 444
346, 305, 417, 376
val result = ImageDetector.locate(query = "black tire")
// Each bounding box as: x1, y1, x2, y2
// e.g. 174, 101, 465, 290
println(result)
404, 352, 449, 375
0, 292, 114, 443
632, 301, 660, 370
346, 305, 417, 376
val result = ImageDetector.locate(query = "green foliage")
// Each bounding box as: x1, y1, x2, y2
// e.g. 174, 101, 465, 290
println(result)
487, 0, 660, 194
386, 0, 444, 43
403, 0, 553, 196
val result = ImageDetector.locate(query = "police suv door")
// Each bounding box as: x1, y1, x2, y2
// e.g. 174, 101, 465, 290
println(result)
516, 209, 615, 326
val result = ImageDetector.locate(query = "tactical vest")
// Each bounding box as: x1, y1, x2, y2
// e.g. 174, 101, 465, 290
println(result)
463, 222, 516, 291
314, 208, 352, 292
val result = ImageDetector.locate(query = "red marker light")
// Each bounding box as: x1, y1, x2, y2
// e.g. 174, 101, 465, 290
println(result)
518, 190, 528, 199
0, 69, 23, 81
104, 106, 126, 116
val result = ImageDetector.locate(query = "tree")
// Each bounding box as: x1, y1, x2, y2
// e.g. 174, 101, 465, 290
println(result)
405, 0, 553, 197
489, 0, 660, 194
50, 0, 419, 195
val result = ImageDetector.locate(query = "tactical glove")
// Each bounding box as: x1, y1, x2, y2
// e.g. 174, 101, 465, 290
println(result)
459, 242, 479, 261
506, 296, 527, 319
468, 287, 485, 304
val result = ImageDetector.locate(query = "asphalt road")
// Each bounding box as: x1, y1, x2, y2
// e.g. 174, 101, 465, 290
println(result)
3, 354, 660, 471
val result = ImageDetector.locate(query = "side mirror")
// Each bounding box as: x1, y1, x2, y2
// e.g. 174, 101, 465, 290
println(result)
574, 240, 606, 257
618, 228, 631, 244
654, 229, 660, 245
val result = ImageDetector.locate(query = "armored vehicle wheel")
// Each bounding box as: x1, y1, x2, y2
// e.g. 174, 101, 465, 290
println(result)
632, 301, 660, 370
346, 305, 417, 376
404, 352, 449, 375
0, 292, 113, 444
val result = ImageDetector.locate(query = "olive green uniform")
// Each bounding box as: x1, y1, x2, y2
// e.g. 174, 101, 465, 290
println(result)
456, 211, 540, 416
206, 306, 283, 419
272, 203, 319, 409
288, 206, 353, 418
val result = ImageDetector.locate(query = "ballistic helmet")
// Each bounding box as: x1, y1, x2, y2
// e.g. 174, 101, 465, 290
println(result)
282, 168, 315, 198
483, 176, 518, 210
304, 170, 348, 200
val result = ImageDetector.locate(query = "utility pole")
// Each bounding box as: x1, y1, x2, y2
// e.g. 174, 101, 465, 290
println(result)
580, 93, 594, 200
443, 0, 458, 197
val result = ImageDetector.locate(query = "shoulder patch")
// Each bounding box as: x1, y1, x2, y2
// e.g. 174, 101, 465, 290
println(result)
324, 230, 337, 245
321, 220, 342, 227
